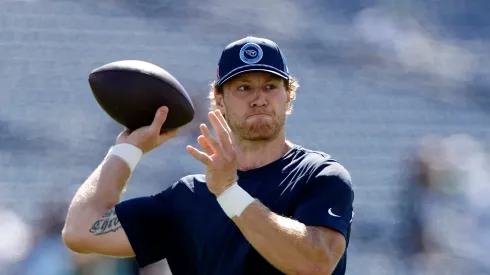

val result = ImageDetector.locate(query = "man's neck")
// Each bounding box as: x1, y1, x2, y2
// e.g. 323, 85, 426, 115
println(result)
234, 135, 293, 172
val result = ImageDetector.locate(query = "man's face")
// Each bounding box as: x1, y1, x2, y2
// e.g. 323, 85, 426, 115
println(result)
217, 71, 290, 141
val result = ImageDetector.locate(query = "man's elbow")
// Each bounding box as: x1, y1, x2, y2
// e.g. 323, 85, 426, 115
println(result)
303, 247, 344, 274
61, 227, 90, 254
304, 228, 346, 274
291, 255, 337, 275
299, 260, 336, 275
311, 263, 337, 275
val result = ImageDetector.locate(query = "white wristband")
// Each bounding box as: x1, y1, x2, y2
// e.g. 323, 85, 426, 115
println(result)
106, 143, 143, 172
216, 182, 255, 218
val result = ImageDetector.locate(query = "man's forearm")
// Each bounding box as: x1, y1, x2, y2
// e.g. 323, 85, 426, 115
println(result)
64, 156, 131, 232
87, 155, 132, 208
232, 201, 336, 275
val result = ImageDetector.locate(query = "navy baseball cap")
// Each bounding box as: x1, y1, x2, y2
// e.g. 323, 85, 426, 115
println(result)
216, 36, 289, 87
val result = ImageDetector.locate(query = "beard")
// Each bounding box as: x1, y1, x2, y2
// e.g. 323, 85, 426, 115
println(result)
225, 110, 285, 141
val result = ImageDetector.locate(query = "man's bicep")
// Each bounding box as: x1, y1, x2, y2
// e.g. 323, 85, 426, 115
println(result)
83, 208, 135, 257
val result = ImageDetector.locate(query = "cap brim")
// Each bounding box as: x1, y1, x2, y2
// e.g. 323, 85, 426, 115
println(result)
217, 65, 289, 86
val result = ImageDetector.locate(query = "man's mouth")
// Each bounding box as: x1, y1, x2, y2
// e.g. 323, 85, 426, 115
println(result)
248, 113, 271, 117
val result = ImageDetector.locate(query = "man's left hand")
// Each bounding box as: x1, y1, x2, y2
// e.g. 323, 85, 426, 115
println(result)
186, 110, 238, 196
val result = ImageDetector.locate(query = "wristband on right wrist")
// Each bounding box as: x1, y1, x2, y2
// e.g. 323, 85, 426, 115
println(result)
105, 143, 143, 172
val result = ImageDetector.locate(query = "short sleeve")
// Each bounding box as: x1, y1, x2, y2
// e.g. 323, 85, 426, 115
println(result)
292, 162, 354, 240
114, 185, 175, 268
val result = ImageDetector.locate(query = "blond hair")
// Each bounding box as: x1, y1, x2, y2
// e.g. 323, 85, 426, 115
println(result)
207, 75, 299, 115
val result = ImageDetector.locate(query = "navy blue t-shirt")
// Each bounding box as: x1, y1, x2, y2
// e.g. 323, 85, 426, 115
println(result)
115, 144, 354, 275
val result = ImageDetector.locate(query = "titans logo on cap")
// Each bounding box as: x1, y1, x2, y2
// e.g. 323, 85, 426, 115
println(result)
239, 43, 263, 64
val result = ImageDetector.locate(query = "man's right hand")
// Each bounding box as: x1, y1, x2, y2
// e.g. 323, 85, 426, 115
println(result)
116, 106, 179, 154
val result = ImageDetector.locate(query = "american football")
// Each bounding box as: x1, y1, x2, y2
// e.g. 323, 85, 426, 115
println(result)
88, 60, 195, 132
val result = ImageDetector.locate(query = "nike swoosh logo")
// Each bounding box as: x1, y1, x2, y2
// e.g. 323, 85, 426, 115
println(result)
328, 208, 341, 217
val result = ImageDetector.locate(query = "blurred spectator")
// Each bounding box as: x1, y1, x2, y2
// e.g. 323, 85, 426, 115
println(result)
0, 207, 33, 275
399, 134, 490, 275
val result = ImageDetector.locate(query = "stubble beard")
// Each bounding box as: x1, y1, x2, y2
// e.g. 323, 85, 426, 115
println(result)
225, 112, 285, 142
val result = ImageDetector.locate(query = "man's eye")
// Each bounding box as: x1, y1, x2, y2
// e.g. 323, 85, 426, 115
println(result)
238, 85, 250, 91
265, 84, 276, 90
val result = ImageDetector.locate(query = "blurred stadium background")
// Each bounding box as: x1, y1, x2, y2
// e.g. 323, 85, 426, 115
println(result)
1, 0, 489, 274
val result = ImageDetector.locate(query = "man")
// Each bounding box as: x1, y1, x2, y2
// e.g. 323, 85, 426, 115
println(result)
62, 36, 355, 275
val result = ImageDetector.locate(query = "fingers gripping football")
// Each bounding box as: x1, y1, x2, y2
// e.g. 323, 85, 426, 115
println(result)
116, 106, 179, 153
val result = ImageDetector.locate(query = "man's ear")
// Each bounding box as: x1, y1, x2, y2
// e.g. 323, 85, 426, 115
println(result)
215, 91, 225, 109
283, 79, 291, 102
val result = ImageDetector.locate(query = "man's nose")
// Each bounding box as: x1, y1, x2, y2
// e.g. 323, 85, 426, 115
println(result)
250, 89, 268, 107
